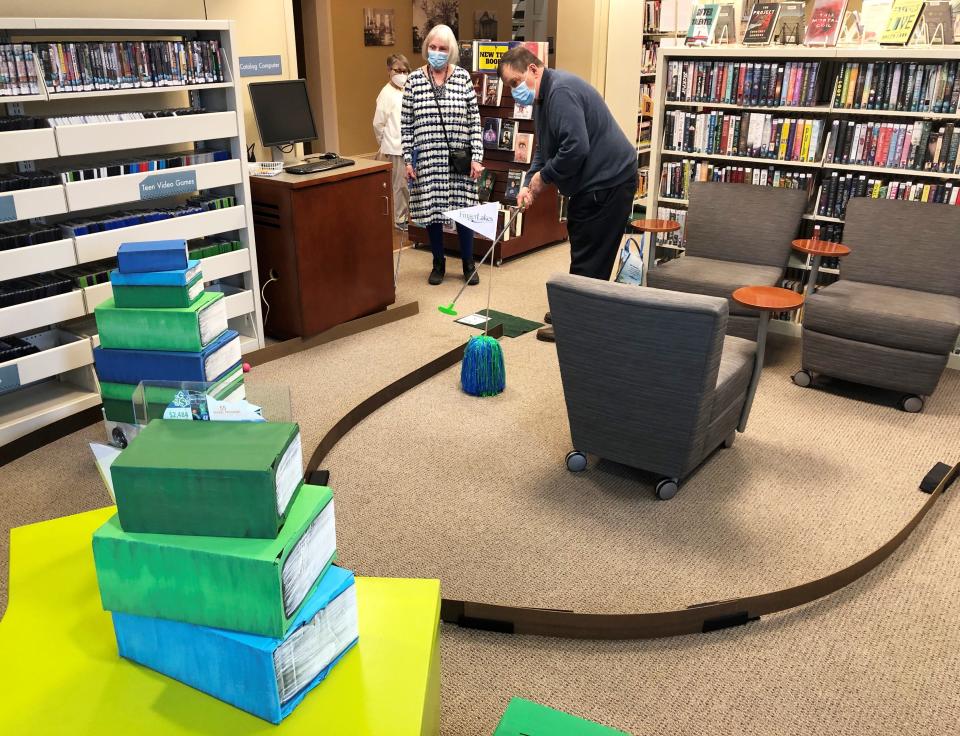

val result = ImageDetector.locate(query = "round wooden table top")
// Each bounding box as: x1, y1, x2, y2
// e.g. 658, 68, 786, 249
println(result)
732, 285, 805, 312
630, 218, 681, 233
791, 238, 851, 257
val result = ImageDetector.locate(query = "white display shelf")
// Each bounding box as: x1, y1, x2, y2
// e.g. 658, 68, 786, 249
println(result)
658, 196, 689, 206
0, 291, 86, 337
831, 107, 960, 120
74, 205, 246, 264
0, 17, 37, 29
46, 82, 234, 102
664, 100, 831, 115
663, 46, 835, 59
1, 184, 68, 221
0, 238, 76, 281
65, 158, 242, 212
802, 213, 844, 224
1, 329, 93, 385
0, 381, 101, 447
823, 162, 960, 180
0, 127, 58, 164
239, 334, 260, 354
223, 289, 256, 320
661, 150, 822, 167
202, 248, 252, 282
53, 112, 238, 157
0, 93, 47, 103
82, 282, 113, 313
33, 17, 230, 31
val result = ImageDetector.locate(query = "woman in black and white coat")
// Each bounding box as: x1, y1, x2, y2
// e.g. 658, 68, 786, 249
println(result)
402, 24, 483, 285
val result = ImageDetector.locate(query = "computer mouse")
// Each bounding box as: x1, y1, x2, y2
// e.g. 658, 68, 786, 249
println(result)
321, 152, 337, 160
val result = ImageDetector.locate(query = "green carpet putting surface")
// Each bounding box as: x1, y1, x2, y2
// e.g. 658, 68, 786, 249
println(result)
455, 309, 543, 338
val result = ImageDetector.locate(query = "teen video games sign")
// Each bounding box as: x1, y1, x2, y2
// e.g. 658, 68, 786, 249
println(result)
139, 171, 198, 200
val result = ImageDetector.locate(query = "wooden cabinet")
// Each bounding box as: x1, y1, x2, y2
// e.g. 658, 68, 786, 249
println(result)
251, 159, 396, 339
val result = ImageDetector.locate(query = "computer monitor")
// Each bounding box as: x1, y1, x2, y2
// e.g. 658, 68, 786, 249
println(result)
248, 79, 318, 148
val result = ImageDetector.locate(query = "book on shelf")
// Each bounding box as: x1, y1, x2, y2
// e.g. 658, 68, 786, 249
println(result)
458, 40, 474, 72
660, 159, 815, 199
92, 483, 336, 639
953, 0, 960, 39
880, 0, 924, 44
824, 119, 960, 172
817, 171, 960, 218
95, 290, 227, 352
112, 565, 359, 724
915, 0, 955, 43
93, 328, 241, 386
713, 4, 739, 43
482, 73, 502, 106
478, 169, 497, 201
666, 60, 824, 107
499, 120, 517, 151
503, 170, 524, 204
804, 0, 848, 46
742, 2, 781, 45
832, 60, 959, 113
686, 4, 722, 46
664, 110, 824, 162
859, 0, 895, 43
0, 272, 73, 309
110, 419, 304, 538
482, 117, 502, 148
470, 71, 485, 99
645, 0, 663, 32
772, 2, 806, 45
0, 44, 41, 96
655, 206, 688, 257
513, 101, 533, 120
514, 132, 534, 163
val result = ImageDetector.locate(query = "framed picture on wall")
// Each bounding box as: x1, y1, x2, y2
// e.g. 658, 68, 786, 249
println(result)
474, 10, 499, 38
364, 8, 396, 46
413, 0, 460, 49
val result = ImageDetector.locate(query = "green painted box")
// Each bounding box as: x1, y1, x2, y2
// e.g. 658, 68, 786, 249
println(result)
95, 291, 226, 352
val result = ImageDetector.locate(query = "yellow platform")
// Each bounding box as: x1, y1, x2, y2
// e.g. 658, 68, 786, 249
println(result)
0, 507, 441, 735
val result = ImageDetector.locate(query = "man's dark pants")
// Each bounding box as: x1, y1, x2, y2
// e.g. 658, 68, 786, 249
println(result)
566, 173, 638, 279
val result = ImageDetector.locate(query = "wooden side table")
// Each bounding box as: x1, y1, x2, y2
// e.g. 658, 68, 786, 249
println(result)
630, 219, 681, 286
731, 286, 805, 431
791, 238, 851, 297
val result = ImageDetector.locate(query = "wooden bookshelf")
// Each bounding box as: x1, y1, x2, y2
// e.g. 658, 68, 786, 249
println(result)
645, 45, 960, 365
0, 17, 265, 446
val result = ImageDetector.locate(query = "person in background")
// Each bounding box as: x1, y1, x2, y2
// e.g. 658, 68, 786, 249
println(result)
401, 24, 484, 285
498, 47, 638, 342
373, 52, 411, 230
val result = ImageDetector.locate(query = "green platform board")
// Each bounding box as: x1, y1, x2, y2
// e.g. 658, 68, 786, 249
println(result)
0, 508, 441, 735
459, 309, 543, 338
493, 697, 628, 735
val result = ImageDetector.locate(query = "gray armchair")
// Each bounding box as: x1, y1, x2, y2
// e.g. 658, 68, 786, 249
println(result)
546, 274, 756, 500
795, 198, 960, 412
646, 181, 808, 340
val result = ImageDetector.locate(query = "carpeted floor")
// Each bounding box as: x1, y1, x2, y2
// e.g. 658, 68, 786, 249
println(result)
2, 243, 959, 735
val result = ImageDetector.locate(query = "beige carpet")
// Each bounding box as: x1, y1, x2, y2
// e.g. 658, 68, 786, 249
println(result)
2, 243, 959, 735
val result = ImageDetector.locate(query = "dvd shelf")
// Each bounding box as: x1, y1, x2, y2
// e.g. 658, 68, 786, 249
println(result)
646, 45, 960, 368
0, 17, 264, 446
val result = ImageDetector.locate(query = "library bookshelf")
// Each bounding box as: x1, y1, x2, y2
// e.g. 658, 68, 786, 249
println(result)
644, 44, 960, 367
0, 17, 265, 446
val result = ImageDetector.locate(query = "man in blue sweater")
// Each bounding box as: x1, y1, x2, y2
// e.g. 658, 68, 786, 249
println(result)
498, 47, 638, 341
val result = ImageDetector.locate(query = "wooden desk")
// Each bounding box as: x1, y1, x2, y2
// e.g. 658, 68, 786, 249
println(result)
250, 159, 396, 339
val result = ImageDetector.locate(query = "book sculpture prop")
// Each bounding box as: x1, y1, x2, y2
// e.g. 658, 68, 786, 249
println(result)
438, 202, 524, 397
91, 418, 359, 723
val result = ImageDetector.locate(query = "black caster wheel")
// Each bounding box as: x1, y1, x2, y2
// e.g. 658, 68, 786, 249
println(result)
655, 478, 679, 500
792, 369, 812, 388
899, 395, 924, 413
111, 427, 128, 449
565, 451, 587, 472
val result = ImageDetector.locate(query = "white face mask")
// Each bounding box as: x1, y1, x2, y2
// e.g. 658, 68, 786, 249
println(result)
391, 73, 408, 88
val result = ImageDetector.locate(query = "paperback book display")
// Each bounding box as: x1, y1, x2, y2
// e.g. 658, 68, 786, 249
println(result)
687, 4, 722, 45
743, 2, 781, 44
661, 159, 815, 199
881, 0, 925, 43
664, 110, 824, 162
773, 2, 806, 44
665, 60, 824, 106
859, 0, 896, 43
805, 0, 848, 46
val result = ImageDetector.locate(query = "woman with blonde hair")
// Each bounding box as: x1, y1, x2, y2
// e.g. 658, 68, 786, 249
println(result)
401, 23, 483, 285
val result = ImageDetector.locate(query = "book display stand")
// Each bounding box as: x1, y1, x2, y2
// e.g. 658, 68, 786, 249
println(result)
0, 18, 265, 446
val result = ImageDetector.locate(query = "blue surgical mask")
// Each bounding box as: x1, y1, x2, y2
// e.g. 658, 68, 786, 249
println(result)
427, 51, 449, 70
512, 79, 535, 106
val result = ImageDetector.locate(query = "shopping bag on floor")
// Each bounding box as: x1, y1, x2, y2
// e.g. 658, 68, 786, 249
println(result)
613, 236, 644, 285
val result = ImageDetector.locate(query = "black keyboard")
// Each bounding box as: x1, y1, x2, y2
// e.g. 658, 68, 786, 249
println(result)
284, 157, 355, 175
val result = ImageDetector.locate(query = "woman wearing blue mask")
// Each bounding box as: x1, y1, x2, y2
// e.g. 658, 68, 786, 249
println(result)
401, 23, 484, 285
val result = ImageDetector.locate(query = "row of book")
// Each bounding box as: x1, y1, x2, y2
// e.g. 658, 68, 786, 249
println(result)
0, 335, 38, 361
0, 43, 40, 96
57, 148, 230, 183
824, 119, 960, 171
660, 159, 816, 199
665, 61, 824, 107
0, 271, 72, 309
481, 118, 535, 164
655, 206, 688, 252
36, 40, 224, 94
45, 107, 207, 127
0, 221, 62, 250
0, 170, 59, 191
818, 171, 960, 217
58, 195, 236, 238
641, 41, 659, 75
0, 114, 46, 131
477, 169, 526, 204
664, 110, 825, 162
832, 61, 960, 113
457, 39, 549, 74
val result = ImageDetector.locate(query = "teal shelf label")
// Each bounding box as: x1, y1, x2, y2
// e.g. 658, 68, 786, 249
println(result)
238, 55, 282, 77
0, 364, 21, 394
139, 171, 198, 200
0, 194, 17, 222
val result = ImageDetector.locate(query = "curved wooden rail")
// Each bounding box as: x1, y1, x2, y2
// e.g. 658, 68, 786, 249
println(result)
307, 336, 958, 639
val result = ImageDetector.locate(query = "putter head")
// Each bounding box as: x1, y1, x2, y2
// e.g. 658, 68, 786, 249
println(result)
438, 304, 458, 316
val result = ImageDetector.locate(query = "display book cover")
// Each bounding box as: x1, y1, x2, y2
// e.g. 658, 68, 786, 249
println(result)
686, 4, 721, 45
116, 239, 188, 274
804, 0, 849, 45
859, 0, 895, 43
109, 259, 203, 309
112, 565, 359, 724
712, 4, 738, 43
94, 328, 241, 385
493, 697, 629, 735
880, 0, 925, 43
93, 483, 337, 639
109, 419, 303, 538
772, 2, 806, 44
917, 0, 955, 43
94, 290, 227, 353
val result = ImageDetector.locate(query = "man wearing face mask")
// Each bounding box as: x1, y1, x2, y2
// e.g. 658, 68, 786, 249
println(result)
498, 47, 638, 342
373, 53, 411, 230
